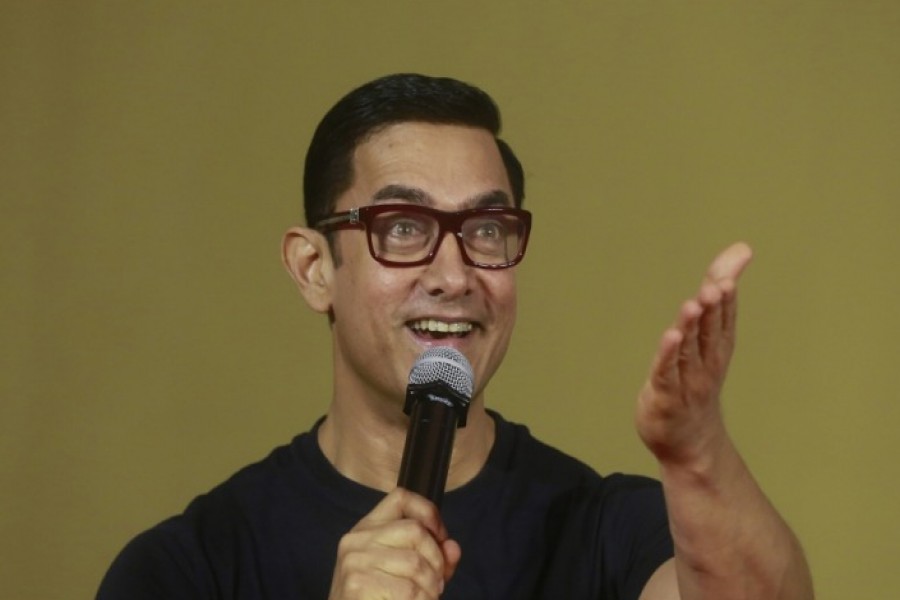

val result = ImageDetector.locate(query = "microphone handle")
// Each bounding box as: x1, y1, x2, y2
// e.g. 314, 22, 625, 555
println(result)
397, 395, 458, 508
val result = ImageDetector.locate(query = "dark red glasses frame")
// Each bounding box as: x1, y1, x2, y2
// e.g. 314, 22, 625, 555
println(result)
314, 203, 532, 269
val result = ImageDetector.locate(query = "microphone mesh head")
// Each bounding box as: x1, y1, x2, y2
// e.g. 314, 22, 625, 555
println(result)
409, 347, 474, 400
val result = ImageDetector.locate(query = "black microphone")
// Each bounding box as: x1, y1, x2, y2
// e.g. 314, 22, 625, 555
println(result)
397, 346, 474, 508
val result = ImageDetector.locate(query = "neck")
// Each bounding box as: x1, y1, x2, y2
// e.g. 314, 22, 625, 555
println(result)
318, 392, 495, 493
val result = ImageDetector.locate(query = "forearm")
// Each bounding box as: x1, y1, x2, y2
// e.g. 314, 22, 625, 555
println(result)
659, 436, 814, 600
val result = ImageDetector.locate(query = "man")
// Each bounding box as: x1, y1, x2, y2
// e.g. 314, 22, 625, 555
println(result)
98, 74, 814, 599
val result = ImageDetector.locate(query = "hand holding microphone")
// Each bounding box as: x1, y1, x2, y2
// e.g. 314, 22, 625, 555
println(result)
328, 347, 470, 598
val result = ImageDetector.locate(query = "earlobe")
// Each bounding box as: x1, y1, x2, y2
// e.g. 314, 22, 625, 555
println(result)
282, 226, 334, 314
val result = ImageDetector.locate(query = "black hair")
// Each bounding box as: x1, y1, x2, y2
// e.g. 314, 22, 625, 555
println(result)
303, 73, 525, 228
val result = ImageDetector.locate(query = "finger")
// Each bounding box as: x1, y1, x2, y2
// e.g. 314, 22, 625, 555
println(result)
362, 488, 448, 543
648, 326, 685, 396
675, 299, 703, 376
370, 547, 445, 597
337, 559, 442, 600
337, 522, 447, 595
720, 278, 738, 341
697, 283, 724, 365
396, 489, 449, 543
703, 242, 753, 286
441, 538, 462, 582
372, 519, 447, 576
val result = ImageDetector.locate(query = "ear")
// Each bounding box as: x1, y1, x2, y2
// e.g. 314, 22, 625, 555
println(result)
282, 226, 335, 314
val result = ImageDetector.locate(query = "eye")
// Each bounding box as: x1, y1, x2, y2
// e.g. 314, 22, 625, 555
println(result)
474, 220, 504, 239
388, 219, 426, 238
371, 211, 434, 255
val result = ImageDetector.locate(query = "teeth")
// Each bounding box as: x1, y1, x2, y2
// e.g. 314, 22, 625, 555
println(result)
410, 319, 474, 334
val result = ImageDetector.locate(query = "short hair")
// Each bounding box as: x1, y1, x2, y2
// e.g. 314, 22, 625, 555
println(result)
303, 73, 525, 228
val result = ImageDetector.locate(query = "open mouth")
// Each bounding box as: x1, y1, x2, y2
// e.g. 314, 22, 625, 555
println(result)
408, 319, 475, 340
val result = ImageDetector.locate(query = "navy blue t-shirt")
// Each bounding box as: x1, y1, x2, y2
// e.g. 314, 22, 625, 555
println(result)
97, 413, 673, 599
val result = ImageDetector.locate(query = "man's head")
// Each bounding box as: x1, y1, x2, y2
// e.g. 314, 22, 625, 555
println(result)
303, 73, 525, 230
284, 74, 527, 412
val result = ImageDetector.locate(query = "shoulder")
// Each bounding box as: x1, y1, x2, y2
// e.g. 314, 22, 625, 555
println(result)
487, 411, 667, 520
453, 413, 673, 598
492, 411, 652, 490
97, 432, 315, 598
96, 515, 212, 599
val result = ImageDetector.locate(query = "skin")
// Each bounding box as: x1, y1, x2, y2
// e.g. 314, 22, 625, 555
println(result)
283, 123, 814, 599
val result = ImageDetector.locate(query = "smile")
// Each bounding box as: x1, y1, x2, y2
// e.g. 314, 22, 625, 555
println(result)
408, 319, 475, 338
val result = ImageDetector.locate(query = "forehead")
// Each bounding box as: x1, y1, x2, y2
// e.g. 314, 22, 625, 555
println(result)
341, 122, 512, 210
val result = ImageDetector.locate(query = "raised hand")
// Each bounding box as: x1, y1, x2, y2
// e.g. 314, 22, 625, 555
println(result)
635, 242, 754, 466
329, 487, 461, 599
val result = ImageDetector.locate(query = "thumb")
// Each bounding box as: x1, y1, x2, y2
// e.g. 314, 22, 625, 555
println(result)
441, 538, 462, 582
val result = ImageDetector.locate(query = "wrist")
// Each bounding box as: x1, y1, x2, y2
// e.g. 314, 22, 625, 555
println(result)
657, 427, 740, 489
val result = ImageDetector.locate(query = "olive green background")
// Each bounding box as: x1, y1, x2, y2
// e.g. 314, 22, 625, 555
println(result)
2, 2, 898, 598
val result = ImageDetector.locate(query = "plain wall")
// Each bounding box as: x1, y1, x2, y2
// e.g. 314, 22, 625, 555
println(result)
2, 1, 899, 598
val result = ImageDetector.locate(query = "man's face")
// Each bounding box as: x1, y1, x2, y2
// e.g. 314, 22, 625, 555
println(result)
327, 122, 519, 409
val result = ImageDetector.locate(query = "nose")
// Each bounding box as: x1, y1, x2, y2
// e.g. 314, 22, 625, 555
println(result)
419, 232, 472, 298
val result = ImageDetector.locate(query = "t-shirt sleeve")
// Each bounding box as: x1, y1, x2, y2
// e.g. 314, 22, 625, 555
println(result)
598, 474, 674, 600
95, 521, 210, 600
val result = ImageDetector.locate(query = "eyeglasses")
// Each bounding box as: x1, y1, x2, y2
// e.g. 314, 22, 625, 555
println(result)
314, 203, 532, 269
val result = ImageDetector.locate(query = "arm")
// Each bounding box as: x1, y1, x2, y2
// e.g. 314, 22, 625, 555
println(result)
329, 487, 461, 600
635, 242, 814, 600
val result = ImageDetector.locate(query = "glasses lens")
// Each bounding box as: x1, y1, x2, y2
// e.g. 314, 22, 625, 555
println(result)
369, 209, 438, 262
364, 206, 528, 267
461, 213, 526, 266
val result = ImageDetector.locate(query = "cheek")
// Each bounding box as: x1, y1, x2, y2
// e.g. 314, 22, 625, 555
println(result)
491, 273, 518, 318
485, 274, 519, 349
498, 296, 518, 347
332, 258, 413, 324
495, 279, 519, 356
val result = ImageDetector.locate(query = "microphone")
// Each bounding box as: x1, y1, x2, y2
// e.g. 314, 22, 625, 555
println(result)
397, 346, 474, 508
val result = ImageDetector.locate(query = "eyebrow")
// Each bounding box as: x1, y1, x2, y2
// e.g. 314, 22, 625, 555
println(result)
372, 185, 512, 209
373, 184, 431, 204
